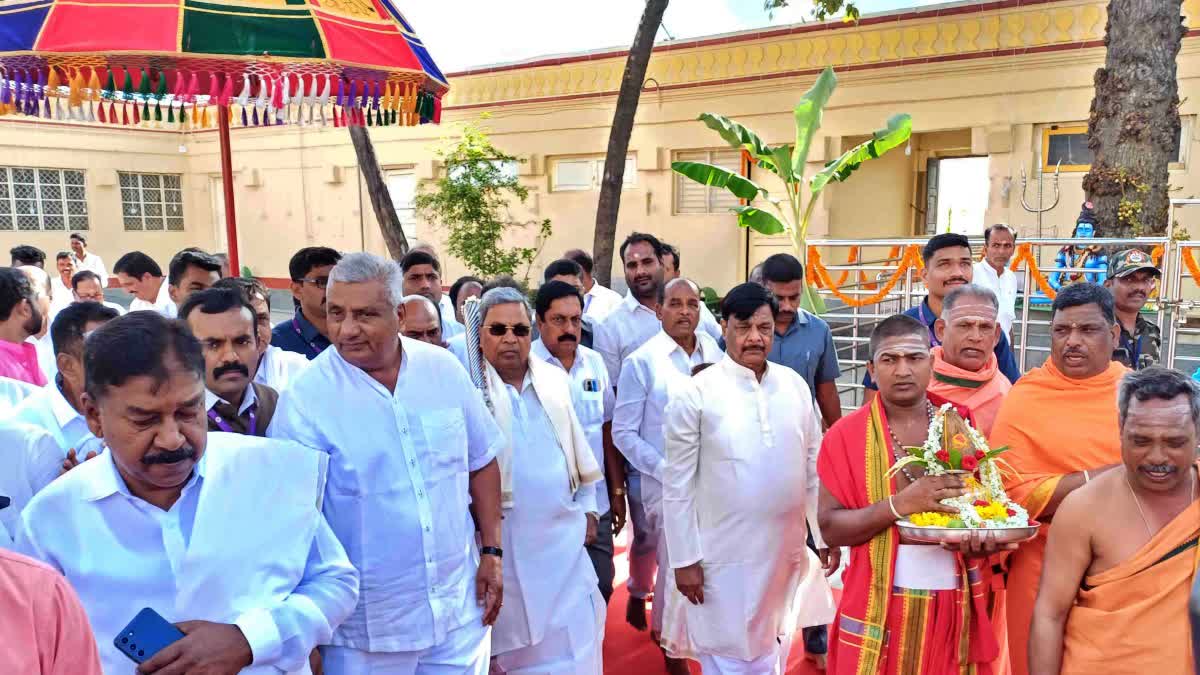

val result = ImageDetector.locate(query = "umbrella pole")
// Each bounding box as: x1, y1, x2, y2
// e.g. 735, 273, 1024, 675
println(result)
218, 105, 240, 275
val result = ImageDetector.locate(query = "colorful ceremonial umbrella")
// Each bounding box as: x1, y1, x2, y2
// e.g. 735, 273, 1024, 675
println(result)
0, 0, 449, 271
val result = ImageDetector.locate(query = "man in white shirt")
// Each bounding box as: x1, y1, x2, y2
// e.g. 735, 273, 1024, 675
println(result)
408, 241, 460, 325
593, 233, 669, 385
401, 249, 464, 340
0, 420, 61, 548
270, 252, 504, 675
14, 310, 359, 674
214, 276, 310, 393
665, 283, 836, 674
70, 270, 125, 315
612, 278, 722, 665
972, 224, 1019, 336
566, 248, 623, 322
10, 301, 119, 465
49, 252, 74, 319
532, 280, 621, 605
0, 376, 38, 411
661, 243, 722, 342
401, 295, 446, 347
180, 288, 279, 437
167, 248, 222, 309
472, 286, 605, 674
68, 233, 106, 283
114, 251, 176, 317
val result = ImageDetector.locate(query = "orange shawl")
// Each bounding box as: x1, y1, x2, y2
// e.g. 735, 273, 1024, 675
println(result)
928, 347, 1012, 436
1062, 479, 1200, 674
988, 359, 1125, 675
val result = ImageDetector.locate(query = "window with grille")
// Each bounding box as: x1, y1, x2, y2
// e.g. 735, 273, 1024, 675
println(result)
120, 172, 184, 231
0, 167, 88, 232
674, 149, 743, 214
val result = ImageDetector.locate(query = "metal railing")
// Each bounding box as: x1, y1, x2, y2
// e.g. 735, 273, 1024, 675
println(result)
805, 236, 1190, 410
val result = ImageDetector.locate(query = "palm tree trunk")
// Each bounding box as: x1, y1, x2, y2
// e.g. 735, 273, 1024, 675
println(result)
349, 124, 409, 259
1082, 0, 1185, 236
591, 0, 670, 287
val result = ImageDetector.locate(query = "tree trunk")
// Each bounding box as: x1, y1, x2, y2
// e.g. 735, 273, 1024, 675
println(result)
1082, 0, 1185, 237
591, 0, 670, 287
349, 124, 409, 259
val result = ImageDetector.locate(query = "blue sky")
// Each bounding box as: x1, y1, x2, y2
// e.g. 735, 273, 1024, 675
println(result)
405, 0, 955, 73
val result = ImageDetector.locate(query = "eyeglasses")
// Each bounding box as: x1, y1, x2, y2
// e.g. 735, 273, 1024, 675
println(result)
486, 323, 532, 338
297, 277, 330, 289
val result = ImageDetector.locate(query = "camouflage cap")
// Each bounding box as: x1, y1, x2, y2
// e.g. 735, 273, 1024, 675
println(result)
1108, 248, 1161, 279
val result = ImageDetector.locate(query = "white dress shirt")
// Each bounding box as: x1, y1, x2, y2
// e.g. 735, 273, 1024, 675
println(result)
8, 380, 103, 457
593, 292, 663, 384
972, 260, 1018, 335
531, 340, 614, 514
612, 330, 722, 484
447, 333, 469, 369
663, 356, 829, 661
28, 334, 56, 385
0, 421, 62, 549
128, 277, 177, 318
0, 376, 39, 411
583, 282, 623, 323
270, 338, 503, 653
256, 344, 310, 393
15, 433, 359, 673
71, 251, 107, 282
491, 372, 600, 656
439, 294, 456, 324
442, 315, 465, 341
49, 277, 72, 318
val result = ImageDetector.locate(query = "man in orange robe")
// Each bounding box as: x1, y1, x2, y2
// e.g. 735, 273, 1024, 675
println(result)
929, 285, 1012, 437
989, 283, 1126, 675
1029, 366, 1198, 675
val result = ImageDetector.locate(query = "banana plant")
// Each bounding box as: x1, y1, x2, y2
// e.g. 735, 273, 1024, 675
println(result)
672, 66, 912, 312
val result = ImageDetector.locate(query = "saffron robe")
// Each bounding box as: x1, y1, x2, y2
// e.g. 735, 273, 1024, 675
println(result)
989, 360, 1125, 675
818, 394, 998, 675
927, 347, 1011, 437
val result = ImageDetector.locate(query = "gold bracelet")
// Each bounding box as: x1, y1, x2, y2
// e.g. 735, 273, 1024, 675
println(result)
888, 496, 904, 520
611, 487, 627, 496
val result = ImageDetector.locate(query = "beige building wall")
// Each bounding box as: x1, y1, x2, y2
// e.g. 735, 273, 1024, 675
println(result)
2, 0, 1199, 292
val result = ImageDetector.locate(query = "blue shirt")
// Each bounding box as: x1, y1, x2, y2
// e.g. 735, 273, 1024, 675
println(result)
767, 310, 840, 396
271, 308, 332, 360
862, 297, 1021, 390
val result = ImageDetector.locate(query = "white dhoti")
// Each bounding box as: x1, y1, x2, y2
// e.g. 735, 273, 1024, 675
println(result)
492, 585, 605, 675
697, 633, 794, 675
321, 620, 491, 675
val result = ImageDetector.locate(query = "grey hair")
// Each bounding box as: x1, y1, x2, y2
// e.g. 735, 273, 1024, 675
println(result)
748, 263, 765, 286
328, 252, 405, 308
941, 284, 999, 319
1117, 366, 1200, 432
479, 286, 532, 323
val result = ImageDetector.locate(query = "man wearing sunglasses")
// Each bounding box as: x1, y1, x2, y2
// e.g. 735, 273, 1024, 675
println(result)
474, 286, 606, 674
271, 247, 342, 360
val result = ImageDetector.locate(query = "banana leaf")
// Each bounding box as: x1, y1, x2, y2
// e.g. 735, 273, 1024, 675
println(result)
671, 161, 766, 201
800, 281, 827, 314
698, 112, 776, 168
811, 114, 913, 193
792, 67, 838, 177
731, 206, 785, 235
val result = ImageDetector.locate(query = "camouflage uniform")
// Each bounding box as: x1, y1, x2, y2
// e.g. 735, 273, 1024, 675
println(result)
1114, 314, 1161, 370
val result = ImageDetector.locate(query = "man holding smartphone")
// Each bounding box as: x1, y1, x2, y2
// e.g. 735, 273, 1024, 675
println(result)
13, 311, 360, 673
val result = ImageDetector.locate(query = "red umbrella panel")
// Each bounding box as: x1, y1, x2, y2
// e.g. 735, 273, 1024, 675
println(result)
0, 0, 448, 129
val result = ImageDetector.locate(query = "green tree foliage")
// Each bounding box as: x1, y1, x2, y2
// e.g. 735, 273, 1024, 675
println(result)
415, 121, 552, 281
765, 0, 860, 22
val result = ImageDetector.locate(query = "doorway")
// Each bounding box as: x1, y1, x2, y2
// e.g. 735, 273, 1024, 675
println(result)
928, 156, 990, 236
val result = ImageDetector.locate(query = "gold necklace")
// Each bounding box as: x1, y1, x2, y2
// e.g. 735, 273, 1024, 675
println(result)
1125, 468, 1196, 538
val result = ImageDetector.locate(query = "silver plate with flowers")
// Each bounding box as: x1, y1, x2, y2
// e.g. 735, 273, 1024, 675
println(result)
896, 520, 1041, 545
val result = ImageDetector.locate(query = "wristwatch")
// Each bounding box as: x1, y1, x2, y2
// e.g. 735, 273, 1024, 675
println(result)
481, 546, 503, 559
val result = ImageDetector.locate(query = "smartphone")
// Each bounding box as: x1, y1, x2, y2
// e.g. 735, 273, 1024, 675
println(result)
114, 608, 185, 664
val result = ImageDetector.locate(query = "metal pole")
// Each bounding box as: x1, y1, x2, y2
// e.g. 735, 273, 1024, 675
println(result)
218, 105, 240, 275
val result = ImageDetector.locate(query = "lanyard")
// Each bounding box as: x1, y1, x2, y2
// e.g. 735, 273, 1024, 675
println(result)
917, 303, 941, 347
208, 407, 257, 436
291, 317, 324, 357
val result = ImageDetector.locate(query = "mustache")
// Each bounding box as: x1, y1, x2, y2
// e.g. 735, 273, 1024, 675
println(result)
143, 446, 198, 465
946, 277, 969, 284
1140, 464, 1177, 474
556, 334, 578, 343
213, 362, 250, 379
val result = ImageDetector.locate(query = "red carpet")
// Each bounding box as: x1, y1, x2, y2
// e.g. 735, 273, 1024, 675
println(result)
602, 534, 832, 675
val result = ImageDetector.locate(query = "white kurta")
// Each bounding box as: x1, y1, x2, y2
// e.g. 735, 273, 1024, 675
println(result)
128, 277, 177, 318
491, 373, 603, 674
582, 283, 623, 323
663, 356, 834, 663
255, 344, 310, 393
0, 421, 62, 549
71, 251, 107, 282
14, 433, 360, 674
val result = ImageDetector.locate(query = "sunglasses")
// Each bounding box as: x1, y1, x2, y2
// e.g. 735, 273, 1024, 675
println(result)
486, 323, 532, 338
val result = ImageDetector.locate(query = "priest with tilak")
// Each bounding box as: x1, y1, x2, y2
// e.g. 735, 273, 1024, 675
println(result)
929, 284, 1012, 437
989, 283, 1126, 675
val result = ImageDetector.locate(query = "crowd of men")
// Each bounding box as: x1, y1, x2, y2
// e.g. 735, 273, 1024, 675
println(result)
0, 225, 1194, 675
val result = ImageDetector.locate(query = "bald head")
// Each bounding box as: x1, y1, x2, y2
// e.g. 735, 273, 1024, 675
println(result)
401, 294, 444, 347
658, 277, 703, 341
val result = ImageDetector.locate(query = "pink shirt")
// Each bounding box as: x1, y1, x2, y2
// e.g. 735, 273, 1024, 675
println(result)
0, 549, 103, 675
0, 338, 47, 387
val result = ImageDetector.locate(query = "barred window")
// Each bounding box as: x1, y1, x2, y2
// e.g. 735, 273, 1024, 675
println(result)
674, 149, 742, 214
0, 167, 88, 232
120, 172, 184, 231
